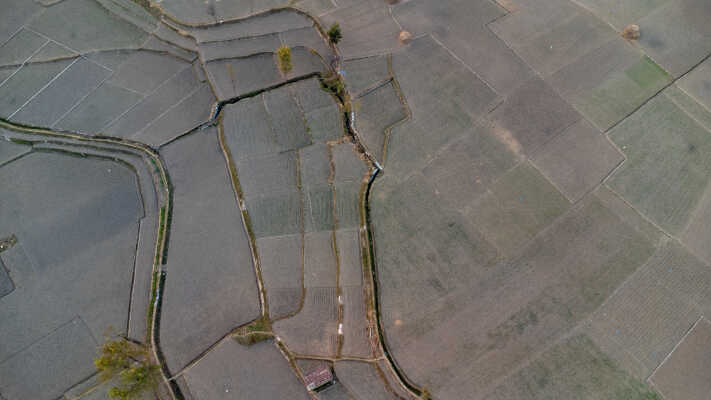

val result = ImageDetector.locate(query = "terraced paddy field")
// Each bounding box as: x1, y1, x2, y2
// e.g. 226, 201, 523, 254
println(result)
2, 0, 711, 399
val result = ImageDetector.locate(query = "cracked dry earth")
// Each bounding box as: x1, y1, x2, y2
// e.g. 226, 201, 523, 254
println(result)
2, 0, 711, 400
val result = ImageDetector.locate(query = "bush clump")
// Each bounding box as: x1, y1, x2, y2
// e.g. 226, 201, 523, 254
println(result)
95, 339, 160, 400
276, 45, 293, 75
328, 24, 342, 44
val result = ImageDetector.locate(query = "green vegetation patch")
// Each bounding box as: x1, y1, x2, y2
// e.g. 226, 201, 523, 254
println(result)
487, 334, 662, 400
95, 339, 159, 400
234, 316, 273, 346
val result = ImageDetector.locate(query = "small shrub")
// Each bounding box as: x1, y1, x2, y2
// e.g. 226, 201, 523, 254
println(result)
276, 45, 293, 75
328, 24, 342, 44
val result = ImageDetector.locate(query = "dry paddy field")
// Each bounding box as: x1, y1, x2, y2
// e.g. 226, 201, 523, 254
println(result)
2, 0, 711, 399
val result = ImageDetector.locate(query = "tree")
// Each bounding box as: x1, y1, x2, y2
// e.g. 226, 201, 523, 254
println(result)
328, 23, 342, 44
276, 45, 293, 75
95, 339, 160, 400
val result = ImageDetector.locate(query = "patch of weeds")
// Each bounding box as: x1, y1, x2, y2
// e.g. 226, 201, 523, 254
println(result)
233, 316, 273, 346
154, 206, 166, 265
420, 388, 431, 399
0, 234, 17, 252
145, 269, 158, 339
9, 138, 34, 146
321, 73, 346, 102
328, 23, 342, 44
95, 339, 160, 400
276, 45, 293, 75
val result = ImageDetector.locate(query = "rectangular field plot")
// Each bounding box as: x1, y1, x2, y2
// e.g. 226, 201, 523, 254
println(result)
650, 318, 711, 400
12, 58, 110, 127
488, 77, 580, 155
184, 339, 310, 400
104, 66, 201, 139
257, 234, 303, 319
237, 151, 299, 196
133, 83, 215, 146
222, 96, 281, 159
0, 59, 74, 118
390, 36, 496, 131
585, 241, 705, 377
334, 361, 401, 400
106, 50, 188, 96
494, 8, 616, 77
421, 120, 519, 210
318, 382, 353, 400
341, 285, 371, 357
337, 229, 363, 287
607, 93, 711, 234
573, 0, 670, 30
55, 81, 143, 134
531, 119, 623, 202
288, 78, 333, 114
0, 28, 46, 67
305, 105, 344, 142
0, 318, 97, 400
335, 183, 362, 230
304, 231, 337, 288
333, 142, 368, 184
245, 191, 302, 238
273, 286, 339, 356
263, 88, 311, 151
485, 334, 662, 400
465, 162, 570, 257
299, 143, 330, 189
27, 0, 147, 53
304, 186, 334, 233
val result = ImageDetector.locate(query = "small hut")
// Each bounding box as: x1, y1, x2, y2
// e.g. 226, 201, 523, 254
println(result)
304, 365, 335, 392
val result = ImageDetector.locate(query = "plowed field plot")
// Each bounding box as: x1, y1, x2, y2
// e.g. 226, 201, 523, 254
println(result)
531, 119, 623, 202
334, 361, 403, 400
649, 317, 711, 400
159, 128, 260, 373
4, 0, 711, 398
184, 339, 311, 400
607, 92, 711, 234
375, 186, 658, 398
486, 334, 661, 400
585, 240, 711, 378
